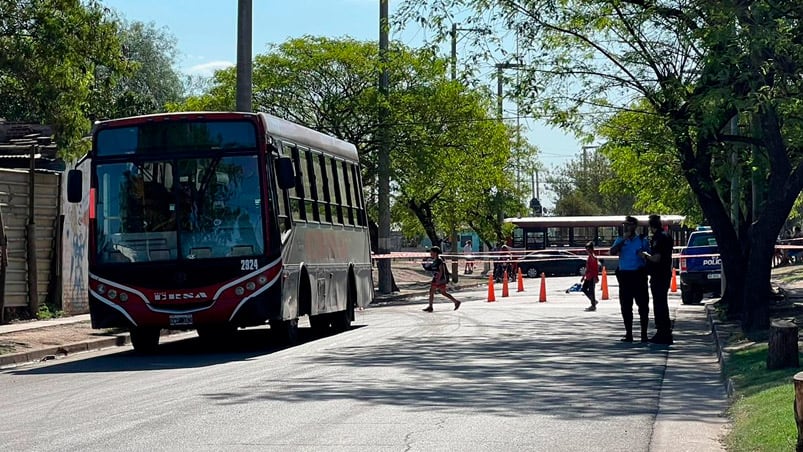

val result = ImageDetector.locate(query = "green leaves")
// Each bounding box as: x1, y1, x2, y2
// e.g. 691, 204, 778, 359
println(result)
0, 0, 122, 155
0, 2, 187, 157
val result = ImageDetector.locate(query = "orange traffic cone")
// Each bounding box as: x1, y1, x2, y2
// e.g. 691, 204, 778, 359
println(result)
670, 267, 678, 293
517, 267, 525, 292
502, 271, 510, 297
539, 272, 547, 302
487, 274, 496, 302
601, 266, 609, 301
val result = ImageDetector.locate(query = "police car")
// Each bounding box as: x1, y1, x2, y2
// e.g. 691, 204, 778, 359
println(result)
679, 227, 721, 304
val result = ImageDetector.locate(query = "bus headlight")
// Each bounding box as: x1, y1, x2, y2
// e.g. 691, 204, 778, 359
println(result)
235, 286, 245, 296
246, 281, 256, 291
118, 292, 128, 302
97, 284, 106, 295
107, 289, 118, 300
257, 276, 268, 285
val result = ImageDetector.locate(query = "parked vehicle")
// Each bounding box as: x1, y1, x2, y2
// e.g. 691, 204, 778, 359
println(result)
679, 227, 721, 305
517, 250, 587, 278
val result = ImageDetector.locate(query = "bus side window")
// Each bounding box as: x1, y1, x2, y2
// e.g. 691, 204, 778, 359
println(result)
289, 145, 305, 221
315, 153, 331, 223
328, 157, 343, 224
341, 161, 355, 225
301, 149, 319, 222
350, 164, 366, 227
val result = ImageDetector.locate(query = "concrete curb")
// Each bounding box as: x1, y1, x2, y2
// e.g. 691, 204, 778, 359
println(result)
0, 329, 198, 368
0, 334, 130, 368
705, 304, 737, 399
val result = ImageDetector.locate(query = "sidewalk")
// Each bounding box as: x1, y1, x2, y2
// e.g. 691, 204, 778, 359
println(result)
0, 314, 132, 367
651, 304, 728, 452
0, 313, 90, 334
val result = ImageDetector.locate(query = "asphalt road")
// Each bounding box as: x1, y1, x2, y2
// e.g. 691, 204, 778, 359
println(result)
0, 276, 710, 452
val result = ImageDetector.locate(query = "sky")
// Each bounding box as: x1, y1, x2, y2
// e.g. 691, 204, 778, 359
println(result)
100, 0, 584, 208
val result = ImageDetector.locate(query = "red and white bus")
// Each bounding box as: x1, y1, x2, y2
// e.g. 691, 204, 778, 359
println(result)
67, 112, 374, 352
506, 215, 688, 252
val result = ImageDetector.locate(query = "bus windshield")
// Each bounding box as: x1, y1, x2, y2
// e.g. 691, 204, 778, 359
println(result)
95, 155, 264, 263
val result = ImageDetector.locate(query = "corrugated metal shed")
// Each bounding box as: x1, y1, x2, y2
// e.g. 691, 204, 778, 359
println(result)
0, 169, 61, 311
0, 123, 62, 316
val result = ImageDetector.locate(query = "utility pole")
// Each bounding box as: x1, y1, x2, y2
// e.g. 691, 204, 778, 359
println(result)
730, 114, 740, 229
450, 23, 485, 81
448, 23, 483, 281
495, 63, 522, 119
235, 0, 252, 112
377, 0, 392, 294
451, 23, 457, 81
724, 114, 740, 295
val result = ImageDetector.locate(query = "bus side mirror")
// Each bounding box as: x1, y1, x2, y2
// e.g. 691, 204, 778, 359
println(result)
67, 170, 83, 203
275, 157, 295, 190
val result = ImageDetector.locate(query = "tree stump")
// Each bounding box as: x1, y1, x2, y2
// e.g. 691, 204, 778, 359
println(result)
768, 320, 799, 370
794, 372, 803, 452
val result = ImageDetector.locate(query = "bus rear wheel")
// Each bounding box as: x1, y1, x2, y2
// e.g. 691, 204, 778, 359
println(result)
331, 303, 354, 333
308, 314, 331, 336
270, 318, 299, 345
130, 327, 160, 354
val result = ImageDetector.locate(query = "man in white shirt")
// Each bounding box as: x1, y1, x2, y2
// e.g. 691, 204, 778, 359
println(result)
463, 240, 474, 274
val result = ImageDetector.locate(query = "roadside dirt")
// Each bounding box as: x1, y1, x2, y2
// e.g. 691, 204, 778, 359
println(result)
1, 259, 486, 356
0, 322, 124, 355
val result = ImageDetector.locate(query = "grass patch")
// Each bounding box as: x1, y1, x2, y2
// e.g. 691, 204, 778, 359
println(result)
778, 272, 803, 285
35, 303, 63, 320
724, 344, 801, 451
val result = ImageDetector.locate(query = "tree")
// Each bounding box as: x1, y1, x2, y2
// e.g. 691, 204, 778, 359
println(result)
173, 36, 518, 254
0, 0, 126, 154
547, 149, 635, 216
596, 102, 702, 223
88, 18, 185, 120
399, 0, 803, 332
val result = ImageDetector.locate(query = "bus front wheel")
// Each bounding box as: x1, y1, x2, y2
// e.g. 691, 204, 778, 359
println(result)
130, 327, 160, 354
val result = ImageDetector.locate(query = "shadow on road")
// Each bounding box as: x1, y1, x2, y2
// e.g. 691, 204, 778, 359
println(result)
8, 326, 362, 375
200, 315, 716, 421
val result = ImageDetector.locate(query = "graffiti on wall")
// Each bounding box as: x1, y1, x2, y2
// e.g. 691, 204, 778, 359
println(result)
61, 160, 90, 315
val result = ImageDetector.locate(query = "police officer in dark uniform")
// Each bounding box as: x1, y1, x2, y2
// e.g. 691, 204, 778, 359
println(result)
640, 214, 674, 345
610, 216, 651, 342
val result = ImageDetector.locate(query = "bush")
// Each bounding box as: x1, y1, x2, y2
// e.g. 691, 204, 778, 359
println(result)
36, 303, 63, 320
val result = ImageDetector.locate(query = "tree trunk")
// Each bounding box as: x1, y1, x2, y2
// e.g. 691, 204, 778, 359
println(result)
742, 239, 773, 332
768, 320, 799, 370
406, 199, 439, 247
721, 246, 747, 320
